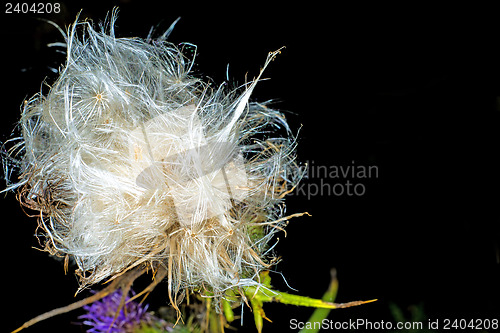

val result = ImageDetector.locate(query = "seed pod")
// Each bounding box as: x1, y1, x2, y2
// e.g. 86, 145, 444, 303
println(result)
4, 10, 302, 307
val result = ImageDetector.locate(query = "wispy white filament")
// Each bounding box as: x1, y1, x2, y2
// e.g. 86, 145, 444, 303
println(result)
4, 11, 302, 300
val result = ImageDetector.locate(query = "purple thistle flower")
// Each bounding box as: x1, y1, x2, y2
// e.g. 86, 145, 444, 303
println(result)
79, 289, 152, 333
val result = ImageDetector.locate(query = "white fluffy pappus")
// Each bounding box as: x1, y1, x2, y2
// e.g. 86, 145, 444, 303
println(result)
4, 10, 305, 321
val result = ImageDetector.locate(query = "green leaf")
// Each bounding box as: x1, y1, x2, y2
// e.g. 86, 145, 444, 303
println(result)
222, 299, 235, 323
299, 269, 339, 333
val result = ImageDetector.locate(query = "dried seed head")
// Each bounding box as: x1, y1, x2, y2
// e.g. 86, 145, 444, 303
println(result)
4, 11, 302, 301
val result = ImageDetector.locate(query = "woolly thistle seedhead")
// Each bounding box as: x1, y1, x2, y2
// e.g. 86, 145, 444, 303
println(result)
4, 10, 302, 312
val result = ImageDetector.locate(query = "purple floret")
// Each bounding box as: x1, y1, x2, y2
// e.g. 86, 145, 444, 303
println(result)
79, 289, 152, 333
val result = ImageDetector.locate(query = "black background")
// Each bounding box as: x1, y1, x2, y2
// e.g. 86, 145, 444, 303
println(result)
2, 1, 500, 332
